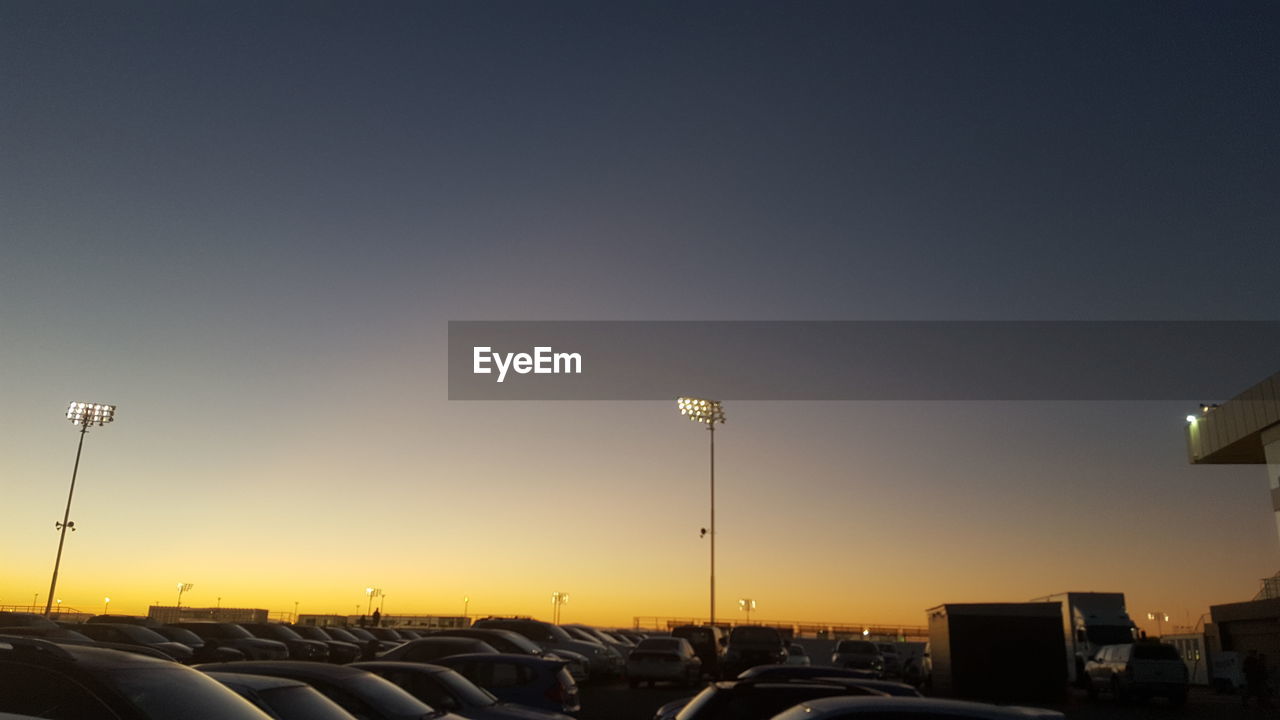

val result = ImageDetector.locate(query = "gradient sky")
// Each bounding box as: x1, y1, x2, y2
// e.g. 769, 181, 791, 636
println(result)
2, 1, 1279, 632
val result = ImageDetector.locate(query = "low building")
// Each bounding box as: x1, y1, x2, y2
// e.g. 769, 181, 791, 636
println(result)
147, 605, 267, 624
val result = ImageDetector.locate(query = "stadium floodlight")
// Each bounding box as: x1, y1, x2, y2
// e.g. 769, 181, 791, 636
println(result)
551, 592, 570, 624
739, 598, 756, 623
44, 402, 117, 617
676, 397, 725, 625
365, 587, 382, 616
176, 583, 193, 608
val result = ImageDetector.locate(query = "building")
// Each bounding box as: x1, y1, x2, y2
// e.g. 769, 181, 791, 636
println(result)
147, 605, 268, 624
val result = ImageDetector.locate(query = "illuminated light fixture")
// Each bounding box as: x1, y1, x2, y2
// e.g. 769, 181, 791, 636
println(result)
1186, 415, 1197, 423
551, 591, 570, 624
45, 401, 117, 617
365, 587, 382, 616
176, 583, 193, 608
676, 397, 725, 625
738, 598, 756, 623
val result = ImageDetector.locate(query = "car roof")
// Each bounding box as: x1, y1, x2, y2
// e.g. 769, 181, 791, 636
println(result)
205, 671, 311, 691
437, 652, 562, 667
351, 660, 450, 675
195, 660, 374, 680
787, 696, 1063, 719
0, 634, 175, 670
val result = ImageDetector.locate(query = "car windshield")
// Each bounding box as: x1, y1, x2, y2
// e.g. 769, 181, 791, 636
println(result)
434, 668, 499, 707
257, 685, 355, 720
345, 673, 437, 716
114, 626, 170, 643
1133, 644, 1180, 660
347, 628, 376, 641
731, 627, 780, 644
324, 627, 360, 642
155, 627, 203, 645
837, 641, 876, 653
489, 631, 542, 653
254, 625, 303, 641
291, 626, 329, 640
109, 666, 270, 720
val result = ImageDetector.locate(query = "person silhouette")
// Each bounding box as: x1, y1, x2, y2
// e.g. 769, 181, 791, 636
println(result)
371, 609, 381, 628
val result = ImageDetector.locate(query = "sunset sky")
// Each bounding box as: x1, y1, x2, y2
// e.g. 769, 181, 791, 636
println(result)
2, 1, 1278, 633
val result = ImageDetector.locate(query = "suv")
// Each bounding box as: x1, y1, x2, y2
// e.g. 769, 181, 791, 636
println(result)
672, 625, 726, 678
831, 640, 884, 676
721, 626, 787, 678
473, 617, 622, 679
0, 635, 270, 719
1084, 642, 1188, 704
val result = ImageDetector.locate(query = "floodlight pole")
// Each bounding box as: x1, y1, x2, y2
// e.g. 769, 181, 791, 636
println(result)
709, 421, 716, 628
44, 423, 88, 617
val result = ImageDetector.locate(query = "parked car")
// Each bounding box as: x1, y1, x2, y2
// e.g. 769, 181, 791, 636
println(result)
428, 628, 589, 682
239, 623, 330, 662
353, 660, 576, 720
563, 624, 633, 658
378, 637, 499, 663
830, 640, 883, 676
671, 625, 726, 679
772, 695, 1065, 719
721, 626, 787, 678
206, 671, 359, 720
70, 623, 196, 663
345, 627, 402, 654
0, 613, 58, 629
1, 625, 181, 661
171, 622, 290, 660
559, 626, 627, 669
0, 635, 272, 720
655, 678, 886, 720
1084, 642, 1189, 704
151, 624, 248, 662
785, 644, 810, 666
286, 624, 363, 663
436, 653, 580, 715
195, 660, 460, 720
365, 628, 408, 645
875, 643, 902, 676
626, 637, 702, 687
474, 618, 621, 679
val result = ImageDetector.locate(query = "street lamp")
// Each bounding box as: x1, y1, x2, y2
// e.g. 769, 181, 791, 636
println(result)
1147, 611, 1169, 638
176, 583, 193, 609
365, 587, 382, 615
551, 592, 570, 624
677, 397, 725, 625
463, 596, 470, 619
45, 402, 116, 617
738, 598, 756, 623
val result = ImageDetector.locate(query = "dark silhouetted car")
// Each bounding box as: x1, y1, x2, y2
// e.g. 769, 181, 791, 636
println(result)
626, 637, 701, 687
195, 660, 461, 720
436, 653, 580, 715
429, 628, 589, 683
474, 618, 619, 679
288, 624, 362, 663
151, 624, 247, 662
671, 625, 726, 678
353, 660, 575, 720
172, 622, 289, 660
365, 627, 408, 644
240, 623, 330, 662
1084, 642, 1188, 704
0, 613, 58, 630
7, 625, 180, 661
654, 678, 886, 720
71, 623, 196, 663
830, 640, 883, 676
379, 637, 499, 663
721, 626, 787, 678
772, 695, 1065, 719
207, 670, 359, 720
0, 635, 272, 720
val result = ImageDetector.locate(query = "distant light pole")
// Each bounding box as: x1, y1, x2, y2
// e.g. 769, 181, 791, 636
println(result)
677, 397, 725, 626
176, 583, 193, 609
294, 601, 299, 622
551, 592, 570, 624
380, 594, 387, 615
738, 598, 756, 624
45, 402, 116, 617
55, 598, 62, 615
1147, 611, 1169, 638
463, 596, 470, 619
103, 597, 111, 614
365, 587, 382, 616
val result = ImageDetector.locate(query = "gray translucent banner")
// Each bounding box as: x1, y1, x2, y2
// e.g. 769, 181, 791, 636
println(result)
448, 321, 1280, 401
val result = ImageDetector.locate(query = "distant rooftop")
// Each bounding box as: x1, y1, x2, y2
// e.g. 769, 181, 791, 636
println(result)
1186, 370, 1280, 464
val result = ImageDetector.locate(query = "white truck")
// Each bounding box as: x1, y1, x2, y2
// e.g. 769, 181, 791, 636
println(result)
1031, 592, 1137, 685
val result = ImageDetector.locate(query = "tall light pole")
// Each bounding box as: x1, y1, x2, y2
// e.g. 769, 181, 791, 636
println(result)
45, 402, 116, 617
463, 595, 470, 619
1148, 611, 1168, 638
677, 397, 725, 626
176, 583, 193, 609
103, 597, 111, 614
551, 592, 570, 624
365, 587, 382, 615
738, 598, 756, 624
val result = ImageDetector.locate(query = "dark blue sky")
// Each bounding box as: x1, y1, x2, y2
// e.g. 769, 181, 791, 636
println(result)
2, 1, 1278, 623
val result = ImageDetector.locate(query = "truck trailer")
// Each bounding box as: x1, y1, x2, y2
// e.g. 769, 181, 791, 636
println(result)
926, 602, 1068, 703
1031, 591, 1136, 685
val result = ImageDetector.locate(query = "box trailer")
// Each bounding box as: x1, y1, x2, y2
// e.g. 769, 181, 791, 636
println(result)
926, 602, 1067, 704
